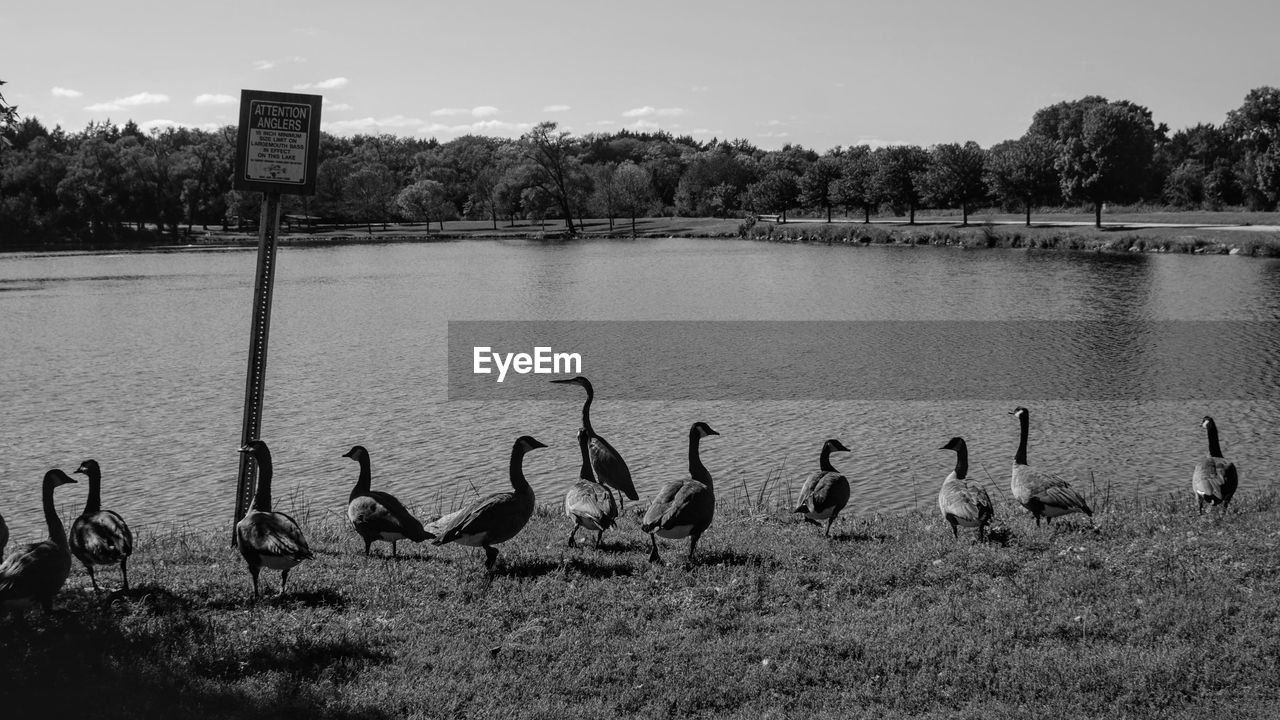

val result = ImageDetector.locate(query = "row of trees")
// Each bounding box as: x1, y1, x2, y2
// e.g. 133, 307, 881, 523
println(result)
3, 83, 1280, 243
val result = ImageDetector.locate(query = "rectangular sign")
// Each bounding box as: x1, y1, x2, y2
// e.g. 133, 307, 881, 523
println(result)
234, 89, 322, 195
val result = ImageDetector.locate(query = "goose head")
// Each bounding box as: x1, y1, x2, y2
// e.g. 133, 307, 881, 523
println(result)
238, 439, 272, 461
1201, 416, 1215, 430
1009, 407, 1028, 419
44, 468, 78, 489
550, 375, 594, 396
940, 437, 967, 453
691, 422, 719, 439
73, 459, 100, 478
824, 438, 851, 454
515, 436, 547, 454
342, 445, 369, 462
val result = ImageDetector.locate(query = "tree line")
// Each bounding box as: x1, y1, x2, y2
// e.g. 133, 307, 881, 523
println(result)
2, 82, 1280, 245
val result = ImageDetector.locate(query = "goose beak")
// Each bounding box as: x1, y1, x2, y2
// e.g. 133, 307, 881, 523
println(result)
237, 445, 251, 454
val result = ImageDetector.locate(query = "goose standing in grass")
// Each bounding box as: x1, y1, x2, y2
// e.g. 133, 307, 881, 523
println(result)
235, 440, 314, 599
0, 469, 76, 616
551, 376, 639, 509
793, 439, 852, 536
1009, 407, 1093, 526
938, 437, 994, 540
565, 428, 619, 548
433, 436, 546, 570
69, 459, 134, 593
343, 445, 430, 557
641, 422, 719, 564
1193, 415, 1238, 514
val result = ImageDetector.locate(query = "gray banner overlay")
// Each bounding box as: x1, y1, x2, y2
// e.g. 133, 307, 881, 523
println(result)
447, 321, 1280, 401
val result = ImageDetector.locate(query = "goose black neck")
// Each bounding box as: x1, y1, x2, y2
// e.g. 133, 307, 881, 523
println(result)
819, 443, 839, 472
952, 442, 969, 480
1015, 412, 1029, 465
84, 465, 102, 514
251, 450, 274, 511
579, 386, 595, 434
689, 430, 712, 485
350, 454, 372, 499
509, 444, 532, 494
1206, 421, 1223, 458
577, 433, 594, 482
43, 476, 68, 547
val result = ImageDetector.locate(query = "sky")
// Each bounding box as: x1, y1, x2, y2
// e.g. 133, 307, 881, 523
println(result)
4, 0, 1279, 152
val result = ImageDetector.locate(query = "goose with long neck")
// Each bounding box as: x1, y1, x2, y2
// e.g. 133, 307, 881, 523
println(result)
343, 445, 430, 557
235, 440, 314, 599
69, 459, 134, 593
434, 436, 546, 570
1009, 407, 1092, 526
938, 437, 994, 540
1193, 416, 1238, 514
550, 376, 638, 507
564, 427, 619, 548
0, 469, 77, 616
641, 422, 720, 564
793, 439, 853, 536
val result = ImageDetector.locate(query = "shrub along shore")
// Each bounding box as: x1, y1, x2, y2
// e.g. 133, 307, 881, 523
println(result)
3, 486, 1279, 719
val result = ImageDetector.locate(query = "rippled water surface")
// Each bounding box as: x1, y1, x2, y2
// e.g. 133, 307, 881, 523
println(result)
2, 238, 1278, 539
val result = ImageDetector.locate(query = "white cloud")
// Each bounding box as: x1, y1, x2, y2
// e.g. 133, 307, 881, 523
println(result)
431, 107, 470, 117
194, 93, 236, 106
51, 87, 82, 98
471, 106, 499, 118
416, 118, 532, 138
432, 106, 499, 118
293, 77, 348, 90
85, 92, 170, 112
623, 106, 685, 118
543, 104, 571, 113
323, 115, 424, 134
254, 60, 276, 71
326, 102, 353, 111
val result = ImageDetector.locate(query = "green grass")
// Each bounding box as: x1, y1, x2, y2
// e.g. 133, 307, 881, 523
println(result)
4, 487, 1280, 719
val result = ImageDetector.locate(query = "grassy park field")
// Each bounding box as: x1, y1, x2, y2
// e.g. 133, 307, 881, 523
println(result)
3, 484, 1279, 719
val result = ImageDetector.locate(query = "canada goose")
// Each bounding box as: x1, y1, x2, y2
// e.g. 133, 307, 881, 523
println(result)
1009, 407, 1092, 526
565, 427, 619, 548
0, 469, 77, 616
1193, 416, 1238, 514
793, 439, 852, 536
433, 436, 546, 569
641, 422, 719, 564
235, 440, 314, 599
69, 459, 134, 592
551, 376, 639, 507
938, 437, 994, 540
343, 445, 429, 557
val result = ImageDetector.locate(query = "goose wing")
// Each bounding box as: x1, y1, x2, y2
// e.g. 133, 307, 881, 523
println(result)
239, 511, 313, 561
70, 510, 133, 564
589, 435, 637, 501
423, 507, 468, 539
1193, 456, 1236, 503
350, 491, 428, 541
796, 471, 849, 514
1025, 469, 1091, 514
940, 476, 993, 524
0, 541, 69, 603
433, 491, 531, 546
642, 479, 712, 533
565, 482, 618, 530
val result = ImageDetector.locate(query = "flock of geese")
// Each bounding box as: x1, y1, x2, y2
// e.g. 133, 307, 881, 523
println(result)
0, 376, 1242, 613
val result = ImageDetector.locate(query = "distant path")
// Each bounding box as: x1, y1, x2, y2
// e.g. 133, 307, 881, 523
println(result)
775, 217, 1280, 232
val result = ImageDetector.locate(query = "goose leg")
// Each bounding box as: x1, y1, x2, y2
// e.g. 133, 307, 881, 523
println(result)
249, 566, 261, 600
648, 534, 662, 564
281, 568, 291, 596
86, 564, 100, 593
688, 534, 700, 563
392, 540, 398, 558
825, 518, 835, 537
364, 539, 373, 556
595, 529, 604, 548
567, 526, 579, 548
120, 559, 130, 592
948, 518, 959, 540
484, 545, 499, 570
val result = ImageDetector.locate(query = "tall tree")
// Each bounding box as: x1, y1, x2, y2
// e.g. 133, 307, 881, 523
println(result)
613, 161, 656, 236
872, 145, 929, 224
520, 122, 580, 236
798, 153, 843, 222
1225, 87, 1280, 209
829, 145, 877, 223
984, 136, 1059, 226
395, 179, 451, 232
921, 142, 987, 225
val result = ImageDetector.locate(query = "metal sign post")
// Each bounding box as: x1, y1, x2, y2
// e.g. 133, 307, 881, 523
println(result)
231, 89, 321, 543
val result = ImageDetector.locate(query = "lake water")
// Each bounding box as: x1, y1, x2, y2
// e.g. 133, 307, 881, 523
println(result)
2, 237, 1278, 541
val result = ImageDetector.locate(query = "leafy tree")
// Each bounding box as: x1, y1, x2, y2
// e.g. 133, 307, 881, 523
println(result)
1225, 87, 1280, 209
984, 136, 1059, 226
589, 163, 620, 231
343, 160, 397, 232
921, 142, 987, 225
520, 122, 581, 236
613, 161, 656, 236
829, 145, 877, 222
745, 169, 800, 220
872, 145, 929, 224
395, 179, 452, 232
798, 153, 843, 222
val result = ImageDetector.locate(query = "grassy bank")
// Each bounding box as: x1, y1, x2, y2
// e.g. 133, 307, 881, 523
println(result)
4, 486, 1279, 719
